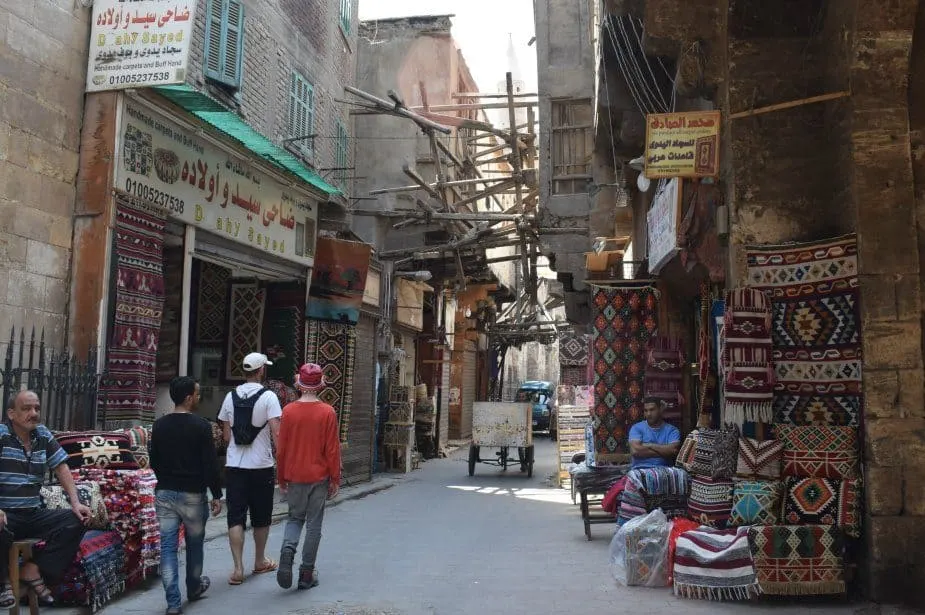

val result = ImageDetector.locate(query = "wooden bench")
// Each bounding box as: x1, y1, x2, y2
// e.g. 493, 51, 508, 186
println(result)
578, 486, 614, 541
9, 539, 40, 615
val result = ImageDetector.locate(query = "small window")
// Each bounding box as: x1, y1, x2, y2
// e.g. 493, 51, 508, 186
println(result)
288, 71, 315, 160
551, 99, 593, 194
335, 120, 349, 189
295, 222, 306, 257
339, 0, 352, 34
204, 0, 244, 89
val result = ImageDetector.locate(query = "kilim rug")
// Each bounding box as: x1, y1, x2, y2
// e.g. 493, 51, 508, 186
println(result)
736, 437, 783, 479
748, 525, 846, 596
196, 261, 230, 344
729, 479, 783, 526
673, 526, 760, 600
645, 336, 685, 424
722, 288, 774, 427
776, 424, 860, 479
559, 332, 591, 366
225, 283, 266, 381
687, 476, 734, 528
100, 197, 166, 423
306, 320, 356, 444
746, 235, 861, 426
783, 476, 862, 538
591, 285, 658, 461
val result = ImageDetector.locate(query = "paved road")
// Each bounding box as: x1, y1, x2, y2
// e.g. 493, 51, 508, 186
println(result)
104, 439, 863, 615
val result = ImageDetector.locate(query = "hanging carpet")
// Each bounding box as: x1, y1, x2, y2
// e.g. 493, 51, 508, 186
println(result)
645, 336, 685, 424
225, 283, 266, 381
559, 332, 591, 366
306, 320, 356, 444
591, 285, 658, 462
721, 288, 774, 427
195, 260, 230, 344
746, 235, 861, 426
100, 196, 166, 424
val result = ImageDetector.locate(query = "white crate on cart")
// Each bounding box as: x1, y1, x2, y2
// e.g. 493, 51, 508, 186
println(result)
472, 402, 533, 448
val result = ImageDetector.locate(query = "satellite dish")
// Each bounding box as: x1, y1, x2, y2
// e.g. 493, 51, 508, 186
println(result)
637, 174, 652, 192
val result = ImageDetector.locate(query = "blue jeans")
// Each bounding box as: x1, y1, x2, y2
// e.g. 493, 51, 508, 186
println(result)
156, 490, 208, 609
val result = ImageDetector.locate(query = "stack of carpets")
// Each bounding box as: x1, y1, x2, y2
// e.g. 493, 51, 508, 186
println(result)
673, 526, 761, 601
51, 530, 126, 613
617, 467, 690, 526
72, 468, 160, 585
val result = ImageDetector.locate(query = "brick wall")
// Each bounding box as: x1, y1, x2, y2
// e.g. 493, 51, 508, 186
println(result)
186, 0, 359, 194
0, 1, 90, 349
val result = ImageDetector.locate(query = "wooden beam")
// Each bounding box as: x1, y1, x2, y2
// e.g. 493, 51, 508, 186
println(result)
729, 91, 850, 120
344, 86, 452, 134
410, 101, 538, 113
453, 92, 538, 99
367, 175, 510, 196
352, 210, 533, 222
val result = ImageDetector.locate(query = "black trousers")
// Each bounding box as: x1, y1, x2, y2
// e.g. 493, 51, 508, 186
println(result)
0, 508, 86, 583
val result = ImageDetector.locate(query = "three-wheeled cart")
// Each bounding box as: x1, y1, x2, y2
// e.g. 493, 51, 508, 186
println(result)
467, 402, 535, 478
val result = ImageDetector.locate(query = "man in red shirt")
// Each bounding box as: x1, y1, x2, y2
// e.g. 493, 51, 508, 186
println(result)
275, 363, 341, 591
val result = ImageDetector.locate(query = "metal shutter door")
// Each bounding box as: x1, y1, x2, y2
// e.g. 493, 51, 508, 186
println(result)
460, 343, 477, 440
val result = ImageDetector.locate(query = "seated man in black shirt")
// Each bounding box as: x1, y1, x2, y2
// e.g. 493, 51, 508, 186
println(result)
150, 377, 223, 615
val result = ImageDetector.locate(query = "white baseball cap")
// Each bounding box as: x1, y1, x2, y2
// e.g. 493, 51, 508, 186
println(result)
242, 352, 273, 372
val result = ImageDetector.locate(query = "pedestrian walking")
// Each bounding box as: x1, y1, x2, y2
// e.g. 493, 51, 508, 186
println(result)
149, 377, 223, 615
217, 352, 282, 585
276, 363, 342, 590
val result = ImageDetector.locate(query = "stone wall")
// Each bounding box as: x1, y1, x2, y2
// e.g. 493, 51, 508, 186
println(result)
0, 1, 90, 349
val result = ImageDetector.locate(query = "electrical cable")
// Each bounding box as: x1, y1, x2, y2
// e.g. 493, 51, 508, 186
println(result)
616, 15, 668, 112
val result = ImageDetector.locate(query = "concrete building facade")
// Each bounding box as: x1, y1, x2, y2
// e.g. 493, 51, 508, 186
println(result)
0, 1, 92, 349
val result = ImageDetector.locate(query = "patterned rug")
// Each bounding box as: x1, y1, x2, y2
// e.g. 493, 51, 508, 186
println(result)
591, 285, 658, 461
746, 235, 861, 426
722, 288, 774, 426
688, 476, 734, 528
51, 530, 126, 613
673, 526, 760, 600
748, 525, 846, 595
225, 283, 266, 381
730, 479, 783, 526
306, 320, 357, 443
559, 332, 590, 366
99, 197, 166, 423
776, 424, 859, 479
783, 476, 861, 538
736, 437, 783, 479
196, 261, 230, 344
645, 336, 685, 424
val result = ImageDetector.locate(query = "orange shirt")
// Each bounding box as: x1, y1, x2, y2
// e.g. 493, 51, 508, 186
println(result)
276, 400, 341, 486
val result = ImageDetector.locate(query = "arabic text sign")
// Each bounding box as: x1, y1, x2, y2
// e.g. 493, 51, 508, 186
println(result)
116, 99, 316, 265
87, 1, 195, 92
647, 178, 681, 274
645, 111, 720, 179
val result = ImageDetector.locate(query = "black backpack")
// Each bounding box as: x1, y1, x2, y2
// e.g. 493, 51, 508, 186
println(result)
230, 388, 270, 446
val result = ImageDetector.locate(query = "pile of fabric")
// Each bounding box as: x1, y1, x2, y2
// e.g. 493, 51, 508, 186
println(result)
72, 468, 161, 587
617, 467, 691, 526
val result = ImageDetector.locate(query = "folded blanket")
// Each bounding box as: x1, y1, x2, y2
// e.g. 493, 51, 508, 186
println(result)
617, 467, 691, 525
673, 526, 760, 601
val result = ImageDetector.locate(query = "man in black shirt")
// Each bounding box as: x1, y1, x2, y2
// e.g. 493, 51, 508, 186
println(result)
150, 377, 223, 615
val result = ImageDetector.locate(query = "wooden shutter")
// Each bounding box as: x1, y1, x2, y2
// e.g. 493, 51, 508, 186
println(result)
222, 0, 244, 86
289, 72, 314, 158
203, 0, 243, 88
203, 0, 224, 81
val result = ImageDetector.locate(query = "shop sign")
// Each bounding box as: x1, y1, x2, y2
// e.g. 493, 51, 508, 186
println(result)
88, 1, 196, 92
116, 99, 317, 266
647, 178, 681, 274
645, 111, 720, 179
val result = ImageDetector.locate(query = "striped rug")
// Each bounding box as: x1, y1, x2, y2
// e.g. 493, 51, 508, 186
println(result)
673, 526, 760, 600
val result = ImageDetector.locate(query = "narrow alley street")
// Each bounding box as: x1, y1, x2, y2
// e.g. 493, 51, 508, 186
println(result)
103, 440, 861, 615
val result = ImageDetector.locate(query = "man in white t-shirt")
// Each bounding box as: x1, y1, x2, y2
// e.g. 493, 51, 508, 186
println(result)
217, 352, 282, 586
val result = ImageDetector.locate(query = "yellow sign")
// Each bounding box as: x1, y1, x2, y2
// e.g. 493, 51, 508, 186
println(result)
644, 111, 720, 179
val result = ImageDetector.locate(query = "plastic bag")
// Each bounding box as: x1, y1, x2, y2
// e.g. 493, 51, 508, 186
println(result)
609, 508, 670, 587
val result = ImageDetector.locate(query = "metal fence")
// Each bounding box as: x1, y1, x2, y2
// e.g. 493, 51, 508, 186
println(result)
0, 328, 100, 431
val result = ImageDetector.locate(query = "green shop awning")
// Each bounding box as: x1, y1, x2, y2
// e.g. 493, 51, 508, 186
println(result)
153, 84, 340, 197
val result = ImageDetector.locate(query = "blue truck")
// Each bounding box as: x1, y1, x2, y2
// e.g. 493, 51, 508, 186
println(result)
515, 380, 557, 439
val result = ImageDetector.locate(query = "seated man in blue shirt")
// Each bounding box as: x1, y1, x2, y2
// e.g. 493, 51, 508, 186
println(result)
628, 398, 681, 469
0, 391, 92, 607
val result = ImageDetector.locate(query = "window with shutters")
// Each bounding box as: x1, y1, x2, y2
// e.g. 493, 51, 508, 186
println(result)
288, 72, 315, 160
335, 120, 349, 190
203, 0, 244, 89
339, 0, 352, 35
551, 98, 593, 194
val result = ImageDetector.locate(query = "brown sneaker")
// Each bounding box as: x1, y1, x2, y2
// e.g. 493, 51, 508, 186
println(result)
297, 567, 319, 590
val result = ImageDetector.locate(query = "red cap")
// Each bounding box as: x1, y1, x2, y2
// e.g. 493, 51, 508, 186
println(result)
295, 363, 326, 392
